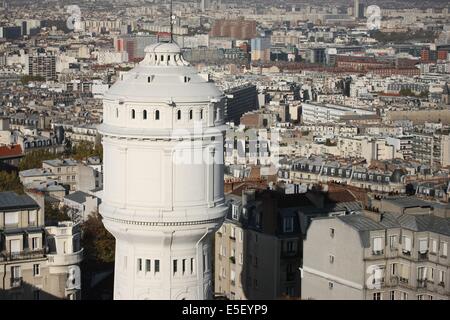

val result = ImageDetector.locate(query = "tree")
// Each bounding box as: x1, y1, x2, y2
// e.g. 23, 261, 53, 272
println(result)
45, 202, 70, 225
82, 211, 115, 264
0, 171, 24, 194
19, 149, 59, 171
71, 141, 103, 161
20, 75, 45, 85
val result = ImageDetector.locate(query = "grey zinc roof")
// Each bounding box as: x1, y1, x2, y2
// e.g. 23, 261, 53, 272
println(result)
65, 191, 90, 204
338, 212, 450, 248
0, 192, 39, 211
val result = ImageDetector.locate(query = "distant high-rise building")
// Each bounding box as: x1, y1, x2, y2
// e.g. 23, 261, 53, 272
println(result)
28, 53, 56, 81
251, 37, 271, 62
210, 18, 257, 40
115, 35, 158, 61
200, 0, 210, 12
354, 0, 365, 19
0, 26, 22, 40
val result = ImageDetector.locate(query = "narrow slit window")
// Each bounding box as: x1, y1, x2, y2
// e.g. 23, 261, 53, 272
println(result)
143, 110, 147, 120
200, 109, 203, 120
131, 109, 136, 119
155, 260, 160, 273
155, 110, 160, 120
189, 109, 193, 120
116, 108, 119, 118
173, 259, 178, 274
177, 110, 181, 120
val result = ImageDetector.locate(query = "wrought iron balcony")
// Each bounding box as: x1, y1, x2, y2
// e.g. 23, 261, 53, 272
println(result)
0, 249, 47, 262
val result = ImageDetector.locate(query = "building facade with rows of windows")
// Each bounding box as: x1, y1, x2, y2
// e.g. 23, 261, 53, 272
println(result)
0, 191, 83, 300
303, 209, 450, 300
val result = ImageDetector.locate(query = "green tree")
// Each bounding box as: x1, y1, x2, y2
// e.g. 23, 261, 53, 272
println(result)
399, 88, 414, 97
0, 171, 24, 194
19, 150, 59, 171
20, 75, 45, 85
45, 202, 70, 225
71, 141, 103, 161
82, 211, 115, 264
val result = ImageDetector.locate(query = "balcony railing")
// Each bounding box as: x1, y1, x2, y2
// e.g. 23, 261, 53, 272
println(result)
10, 277, 22, 288
47, 248, 84, 266
418, 251, 428, 260
417, 279, 427, 288
372, 250, 384, 256
402, 250, 411, 256
0, 249, 47, 262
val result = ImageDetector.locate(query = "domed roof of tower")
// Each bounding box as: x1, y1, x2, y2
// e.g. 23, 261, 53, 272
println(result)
104, 42, 223, 103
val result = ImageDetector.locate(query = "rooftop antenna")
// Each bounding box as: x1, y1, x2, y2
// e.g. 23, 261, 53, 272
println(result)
170, 0, 174, 43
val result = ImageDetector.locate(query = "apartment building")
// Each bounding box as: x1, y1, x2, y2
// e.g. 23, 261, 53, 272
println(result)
28, 53, 56, 81
42, 159, 78, 191
412, 133, 442, 167
302, 209, 450, 300
214, 188, 361, 300
301, 103, 376, 124
215, 189, 303, 300
0, 192, 83, 300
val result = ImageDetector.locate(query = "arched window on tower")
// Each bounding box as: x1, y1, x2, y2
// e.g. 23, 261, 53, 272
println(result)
143, 110, 147, 120
177, 110, 181, 120
189, 109, 193, 120
155, 110, 160, 120
131, 109, 136, 119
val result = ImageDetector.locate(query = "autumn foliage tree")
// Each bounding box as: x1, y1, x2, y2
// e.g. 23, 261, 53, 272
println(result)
19, 150, 59, 171
82, 211, 115, 264
45, 202, 70, 225
0, 171, 24, 194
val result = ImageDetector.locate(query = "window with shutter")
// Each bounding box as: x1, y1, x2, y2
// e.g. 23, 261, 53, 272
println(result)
419, 239, 428, 254
402, 236, 411, 253
5, 212, 19, 226
373, 237, 383, 254
10, 239, 21, 253
441, 242, 448, 257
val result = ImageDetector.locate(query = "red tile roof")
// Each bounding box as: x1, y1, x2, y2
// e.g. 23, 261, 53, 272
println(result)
0, 145, 23, 159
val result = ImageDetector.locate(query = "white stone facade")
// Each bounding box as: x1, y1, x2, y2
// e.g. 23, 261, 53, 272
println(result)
98, 42, 227, 300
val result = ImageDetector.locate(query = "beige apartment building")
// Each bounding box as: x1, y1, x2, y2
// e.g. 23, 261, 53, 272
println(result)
214, 190, 302, 300
0, 191, 83, 300
302, 209, 450, 300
